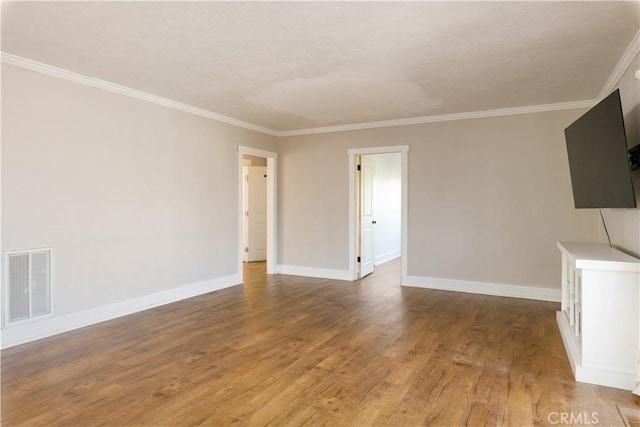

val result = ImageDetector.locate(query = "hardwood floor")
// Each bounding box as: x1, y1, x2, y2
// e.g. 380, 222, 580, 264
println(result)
2, 259, 637, 426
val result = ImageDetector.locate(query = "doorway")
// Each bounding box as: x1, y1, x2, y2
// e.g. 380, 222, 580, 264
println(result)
238, 146, 278, 280
243, 155, 267, 264
348, 146, 408, 282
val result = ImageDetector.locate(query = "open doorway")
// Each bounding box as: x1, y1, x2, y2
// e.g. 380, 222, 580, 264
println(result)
348, 146, 408, 282
237, 146, 277, 280
243, 154, 267, 265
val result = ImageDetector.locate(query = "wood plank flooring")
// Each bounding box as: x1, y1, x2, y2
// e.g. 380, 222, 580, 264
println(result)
2, 259, 637, 426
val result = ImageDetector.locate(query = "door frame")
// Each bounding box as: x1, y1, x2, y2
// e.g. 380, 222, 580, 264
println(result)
238, 146, 278, 278
348, 145, 408, 282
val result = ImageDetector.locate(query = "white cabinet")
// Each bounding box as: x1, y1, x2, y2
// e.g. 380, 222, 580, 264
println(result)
557, 242, 640, 390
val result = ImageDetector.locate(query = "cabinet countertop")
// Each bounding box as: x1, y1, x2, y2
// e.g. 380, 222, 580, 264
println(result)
558, 241, 640, 273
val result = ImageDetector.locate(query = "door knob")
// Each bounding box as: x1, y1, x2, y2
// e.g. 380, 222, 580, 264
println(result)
372, 220, 377, 224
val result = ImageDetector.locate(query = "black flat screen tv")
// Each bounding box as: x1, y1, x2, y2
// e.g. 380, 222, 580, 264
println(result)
564, 89, 637, 209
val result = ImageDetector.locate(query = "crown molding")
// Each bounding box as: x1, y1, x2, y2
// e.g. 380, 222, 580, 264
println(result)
0, 52, 279, 137
598, 29, 640, 100
2, 52, 598, 139
276, 99, 596, 137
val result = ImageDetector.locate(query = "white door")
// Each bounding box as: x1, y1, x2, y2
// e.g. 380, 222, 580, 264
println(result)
359, 156, 375, 277
242, 166, 249, 263
247, 166, 267, 262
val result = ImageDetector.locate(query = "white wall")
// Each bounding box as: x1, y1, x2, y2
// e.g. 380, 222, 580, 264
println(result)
367, 153, 401, 265
1, 64, 276, 345
243, 154, 267, 167
277, 109, 600, 292
601, 53, 640, 257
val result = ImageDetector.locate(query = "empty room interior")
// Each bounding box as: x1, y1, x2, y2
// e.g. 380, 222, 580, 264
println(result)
2, 1, 640, 426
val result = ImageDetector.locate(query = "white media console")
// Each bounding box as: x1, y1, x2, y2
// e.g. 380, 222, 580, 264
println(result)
556, 241, 640, 390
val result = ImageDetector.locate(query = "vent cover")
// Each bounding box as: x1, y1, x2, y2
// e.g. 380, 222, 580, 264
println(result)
5, 248, 53, 325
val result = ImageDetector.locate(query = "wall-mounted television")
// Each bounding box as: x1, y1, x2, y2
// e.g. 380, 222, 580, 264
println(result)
564, 89, 637, 209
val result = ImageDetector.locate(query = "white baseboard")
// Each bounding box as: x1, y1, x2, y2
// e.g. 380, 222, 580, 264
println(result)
403, 275, 561, 302
1, 273, 242, 349
374, 249, 401, 266
276, 265, 352, 281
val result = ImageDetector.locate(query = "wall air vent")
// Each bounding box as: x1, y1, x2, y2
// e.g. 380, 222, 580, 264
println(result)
5, 248, 53, 326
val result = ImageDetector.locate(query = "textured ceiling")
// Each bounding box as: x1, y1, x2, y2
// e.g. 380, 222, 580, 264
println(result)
2, 1, 639, 132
